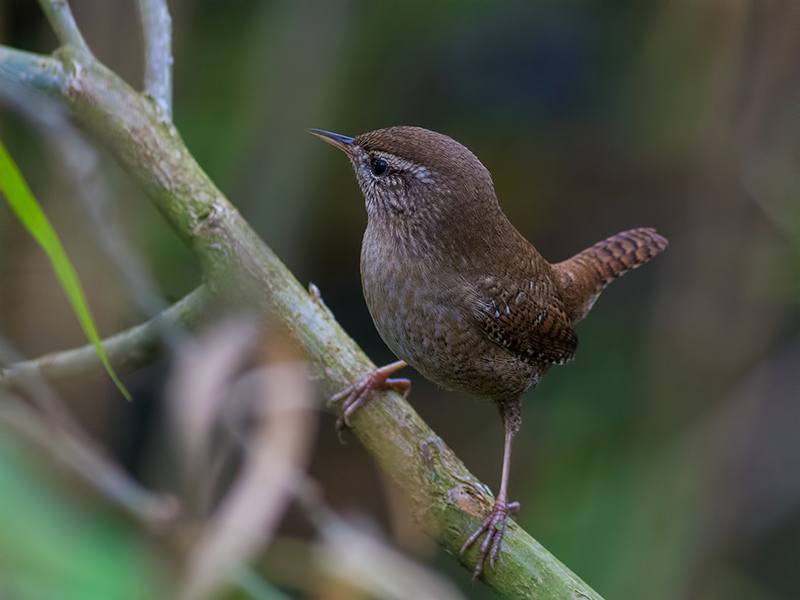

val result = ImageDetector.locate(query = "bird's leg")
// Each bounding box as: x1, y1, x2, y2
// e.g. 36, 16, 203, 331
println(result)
461, 403, 520, 580
330, 360, 409, 431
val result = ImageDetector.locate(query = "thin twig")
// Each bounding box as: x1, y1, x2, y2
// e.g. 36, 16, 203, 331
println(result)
0, 286, 209, 392
136, 0, 173, 119
36, 0, 91, 56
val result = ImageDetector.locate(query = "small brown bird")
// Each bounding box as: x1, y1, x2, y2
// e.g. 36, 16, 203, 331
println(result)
309, 126, 667, 579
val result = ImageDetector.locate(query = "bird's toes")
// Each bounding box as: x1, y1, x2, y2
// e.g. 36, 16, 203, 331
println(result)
330, 365, 411, 433
330, 383, 357, 405
463, 499, 514, 580
386, 377, 411, 397
330, 377, 378, 434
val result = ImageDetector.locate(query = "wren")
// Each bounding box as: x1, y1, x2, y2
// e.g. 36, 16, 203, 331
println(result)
309, 126, 667, 580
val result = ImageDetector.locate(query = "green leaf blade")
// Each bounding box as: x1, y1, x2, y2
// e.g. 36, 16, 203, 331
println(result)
0, 138, 131, 400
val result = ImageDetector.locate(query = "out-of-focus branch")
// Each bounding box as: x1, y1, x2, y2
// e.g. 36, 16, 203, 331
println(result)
0, 42, 603, 599
0, 84, 169, 319
0, 286, 209, 392
295, 480, 467, 600
0, 337, 166, 521
35, 0, 91, 56
136, 0, 173, 119
174, 338, 318, 600
59, 129, 170, 318
0, 390, 178, 526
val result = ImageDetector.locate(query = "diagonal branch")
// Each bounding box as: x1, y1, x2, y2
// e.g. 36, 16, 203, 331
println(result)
36, 0, 91, 56
0, 286, 209, 392
136, 0, 173, 118
0, 44, 602, 599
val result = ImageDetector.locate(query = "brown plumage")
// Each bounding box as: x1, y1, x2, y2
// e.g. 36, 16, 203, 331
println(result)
309, 126, 668, 580
554, 227, 669, 323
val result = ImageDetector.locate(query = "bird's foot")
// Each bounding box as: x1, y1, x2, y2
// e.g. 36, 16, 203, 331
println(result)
330, 360, 409, 433
460, 498, 520, 580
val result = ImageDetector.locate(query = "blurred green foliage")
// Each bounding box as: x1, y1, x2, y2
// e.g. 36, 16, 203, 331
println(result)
0, 437, 169, 599
0, 140, 130, 398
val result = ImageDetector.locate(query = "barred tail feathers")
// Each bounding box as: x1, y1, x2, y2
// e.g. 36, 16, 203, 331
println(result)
553, 227, 668, 323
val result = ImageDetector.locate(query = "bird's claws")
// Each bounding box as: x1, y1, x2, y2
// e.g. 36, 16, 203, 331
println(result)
461, 499, 517, 580
330, 361, 409, 437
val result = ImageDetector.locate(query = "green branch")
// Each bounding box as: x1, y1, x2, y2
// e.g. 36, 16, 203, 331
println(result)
0, 43, 602, 599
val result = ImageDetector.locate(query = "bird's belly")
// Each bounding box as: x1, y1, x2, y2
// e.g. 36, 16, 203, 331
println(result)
361, 255, 542, 401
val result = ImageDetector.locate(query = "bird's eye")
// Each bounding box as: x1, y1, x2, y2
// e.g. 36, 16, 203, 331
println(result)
370, 157, 388, 176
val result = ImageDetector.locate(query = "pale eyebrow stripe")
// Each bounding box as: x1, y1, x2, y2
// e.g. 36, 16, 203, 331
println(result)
371, 152, 435, 183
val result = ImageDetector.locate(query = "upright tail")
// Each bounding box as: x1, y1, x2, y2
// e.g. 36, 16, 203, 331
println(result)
553, 227, 668, 324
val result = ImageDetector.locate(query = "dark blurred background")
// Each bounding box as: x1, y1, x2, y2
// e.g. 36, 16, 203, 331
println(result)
1, 1, 798, 598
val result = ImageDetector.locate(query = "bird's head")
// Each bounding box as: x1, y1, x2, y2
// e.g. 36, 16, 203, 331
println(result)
309, 126, 501, 237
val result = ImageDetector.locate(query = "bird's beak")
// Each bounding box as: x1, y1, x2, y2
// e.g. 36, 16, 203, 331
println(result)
307, 128, 355, 154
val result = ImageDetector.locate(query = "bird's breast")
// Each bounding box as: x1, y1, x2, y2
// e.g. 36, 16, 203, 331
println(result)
360, 229, 449, 368
359, 226, 544, 401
